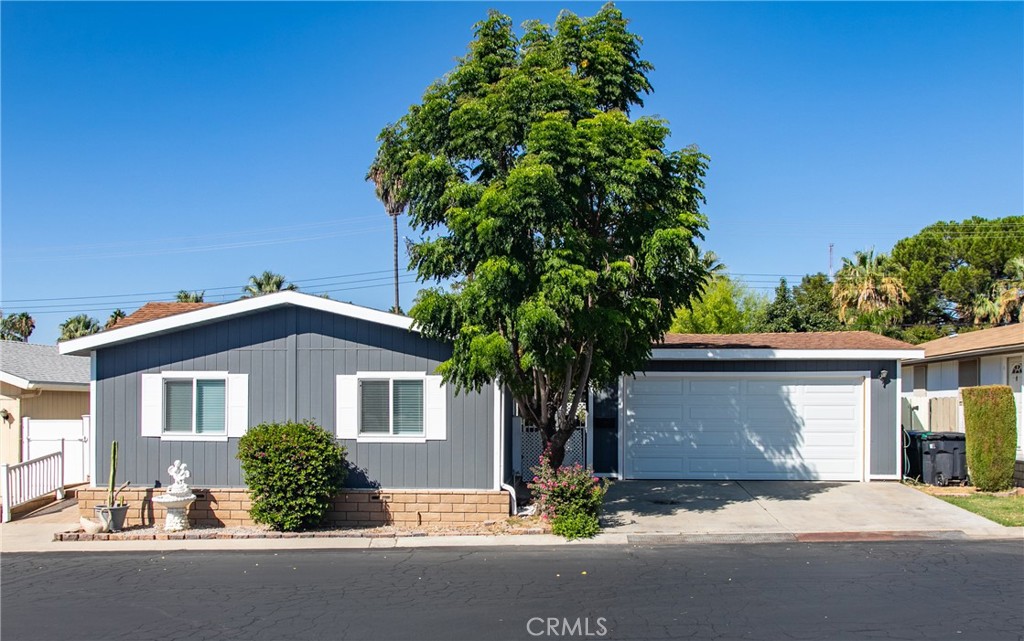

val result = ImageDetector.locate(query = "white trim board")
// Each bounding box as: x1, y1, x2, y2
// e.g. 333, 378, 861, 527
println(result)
0, 370, 88, 392
650, 348, 923, 361
60, 291, 416, 356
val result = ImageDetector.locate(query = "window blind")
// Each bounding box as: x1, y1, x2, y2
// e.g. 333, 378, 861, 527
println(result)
360, 380, 390, 434
164, 380, 194, 433
196, 379, 226, 434
392, 380, 424, 435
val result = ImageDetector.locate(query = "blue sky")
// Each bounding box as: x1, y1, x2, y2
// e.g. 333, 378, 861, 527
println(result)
2, 1, 1022, 343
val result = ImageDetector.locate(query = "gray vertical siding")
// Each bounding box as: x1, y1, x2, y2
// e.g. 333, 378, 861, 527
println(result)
643, 359, 899, 477
95, 307, 494, 490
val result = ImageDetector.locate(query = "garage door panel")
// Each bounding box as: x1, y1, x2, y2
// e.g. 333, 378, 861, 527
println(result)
688, 405, 742, 419
631, 380, 684, 395
687, 380, 740, 395
625, 375, 864, 481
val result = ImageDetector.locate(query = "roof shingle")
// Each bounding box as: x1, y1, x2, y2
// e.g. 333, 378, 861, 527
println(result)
657, 331, 918, 351
914, 324, 1023, 360
0, 341, 90, 387
109, 302, 218, 330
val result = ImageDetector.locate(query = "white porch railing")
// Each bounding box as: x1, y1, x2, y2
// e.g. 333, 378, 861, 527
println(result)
1, 450, 65, 523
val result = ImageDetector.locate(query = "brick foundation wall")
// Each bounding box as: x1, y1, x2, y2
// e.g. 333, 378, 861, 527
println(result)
77, 488, 511, 529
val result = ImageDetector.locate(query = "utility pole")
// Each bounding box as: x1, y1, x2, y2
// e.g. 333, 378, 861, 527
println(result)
828, 243, 834, 280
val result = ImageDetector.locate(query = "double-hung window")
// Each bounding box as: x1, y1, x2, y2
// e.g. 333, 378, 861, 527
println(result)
336, 372, 446, 442
359, 378, 424, 436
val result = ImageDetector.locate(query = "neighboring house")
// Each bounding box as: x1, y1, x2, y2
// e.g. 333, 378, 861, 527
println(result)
0, 342, 90, 465
901, 324, 1023, 468
59, 292, 921, 527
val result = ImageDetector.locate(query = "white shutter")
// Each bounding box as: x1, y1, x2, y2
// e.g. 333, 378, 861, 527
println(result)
140, 374, 163, 437
226, 374, 249, 438
336, 375, 359, 439
424, 375, 447, 441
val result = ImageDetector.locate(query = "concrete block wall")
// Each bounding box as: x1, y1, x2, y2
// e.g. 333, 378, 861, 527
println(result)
76, 488, 511, 529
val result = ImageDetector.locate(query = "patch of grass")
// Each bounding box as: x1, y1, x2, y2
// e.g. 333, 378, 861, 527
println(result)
939, 493, 1024, 527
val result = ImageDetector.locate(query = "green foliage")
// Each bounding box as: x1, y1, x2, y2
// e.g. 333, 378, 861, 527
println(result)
242, 271, 298, 298
890, 216, 1024, 326
793, 273, 841, 331
236, 421, 348, 531
961, 386, 1017, 492
0, 311, 35, 342
551, 509, 601, 540
58, 314, 101, 341
372, 5, 709, 466
832, 249, 908, 330
671, 276, 766, 334
176, 290, 205, 303
752, 278, 804, 332
529, 453, 608, 539
105, 309, 126, 329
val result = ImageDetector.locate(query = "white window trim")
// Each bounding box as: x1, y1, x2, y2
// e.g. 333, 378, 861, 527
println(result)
160, 371, 229, 441
356, 371, 427, 441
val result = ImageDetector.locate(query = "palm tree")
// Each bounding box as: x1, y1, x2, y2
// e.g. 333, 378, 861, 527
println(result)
367, 125, 409, 315
105, 309, 127, 329
0, 311, 35, 341
242, 271, 297, 298
59, 314, 101, 341
701, 250, 726, 277
995, 256, 1024, 323
176, 290, 205, 303
832, 249, 909, 326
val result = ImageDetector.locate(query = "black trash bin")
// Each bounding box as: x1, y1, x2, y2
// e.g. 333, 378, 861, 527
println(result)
904, 431, 968, 486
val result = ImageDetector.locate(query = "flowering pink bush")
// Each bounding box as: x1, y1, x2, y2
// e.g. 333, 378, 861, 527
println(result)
528, 450, 608, 532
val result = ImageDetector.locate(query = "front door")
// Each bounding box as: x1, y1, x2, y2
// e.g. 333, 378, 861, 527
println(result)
1008, 357, 1023, 458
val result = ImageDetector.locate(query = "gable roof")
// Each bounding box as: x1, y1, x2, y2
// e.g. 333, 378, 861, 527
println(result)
59, 291, 415, 356
0, 341, 90, 390
109, 302, 218, 329
906, 323, 1023, 362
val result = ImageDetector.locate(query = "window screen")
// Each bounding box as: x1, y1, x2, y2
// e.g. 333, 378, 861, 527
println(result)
392, 380, 424, 435
360, 380, 390, 434
164, 380, 194, 433
196, 379, 226, 434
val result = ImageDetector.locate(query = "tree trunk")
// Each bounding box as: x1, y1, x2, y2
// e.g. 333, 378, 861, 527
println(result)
543, 414, 575, 469
392, 214, 400, 314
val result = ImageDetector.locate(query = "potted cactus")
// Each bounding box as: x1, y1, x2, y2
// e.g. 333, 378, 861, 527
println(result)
94, 441, 130, 532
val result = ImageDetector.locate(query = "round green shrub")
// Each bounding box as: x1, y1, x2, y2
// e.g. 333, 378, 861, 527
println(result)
237, 421, 347, 531
551, 509, 601, 540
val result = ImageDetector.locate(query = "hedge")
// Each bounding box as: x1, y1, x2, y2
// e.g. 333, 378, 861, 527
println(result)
961, 385, 1017, 492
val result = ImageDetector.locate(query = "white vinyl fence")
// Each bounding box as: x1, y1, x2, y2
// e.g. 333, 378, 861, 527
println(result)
22, 416, 90, 486
1, 451, 65, 523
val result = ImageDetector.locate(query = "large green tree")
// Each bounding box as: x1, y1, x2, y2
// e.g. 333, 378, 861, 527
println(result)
890, 216, 1024, 325
373, 5, 709, 467
0, 311, 35, 342
792, 273, 841, 331
752, 278, 804, 333
671, 276, 765, 334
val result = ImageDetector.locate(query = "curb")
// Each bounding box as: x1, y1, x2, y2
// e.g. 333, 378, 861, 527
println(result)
53, 528, 546, 542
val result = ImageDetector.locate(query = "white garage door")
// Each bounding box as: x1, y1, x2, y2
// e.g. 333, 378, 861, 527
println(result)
624, 375, 865, 481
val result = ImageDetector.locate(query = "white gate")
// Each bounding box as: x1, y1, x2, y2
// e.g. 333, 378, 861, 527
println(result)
21, 416, 90, 486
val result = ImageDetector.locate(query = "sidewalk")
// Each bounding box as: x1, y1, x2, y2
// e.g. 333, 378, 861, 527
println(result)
2, 499, 1020, 553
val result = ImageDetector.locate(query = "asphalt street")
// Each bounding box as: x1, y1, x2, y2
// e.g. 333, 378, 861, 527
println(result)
2, 541, 1021, 641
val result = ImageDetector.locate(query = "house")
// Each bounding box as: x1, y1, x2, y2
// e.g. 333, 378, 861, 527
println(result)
0, 341, 90, 466
59, 292, 922, 527
901, 324, 1023, 482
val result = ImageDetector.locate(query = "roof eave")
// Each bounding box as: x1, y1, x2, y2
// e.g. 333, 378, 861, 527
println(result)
59, 291, 417, 356
650, 348, 925, 361
903, 344, 1024, 365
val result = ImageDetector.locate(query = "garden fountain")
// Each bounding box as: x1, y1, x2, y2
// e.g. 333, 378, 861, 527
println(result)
153, 460, 197, 531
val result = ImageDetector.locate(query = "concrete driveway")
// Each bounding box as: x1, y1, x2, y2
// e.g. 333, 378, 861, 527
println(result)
602, 481, 1003, 535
